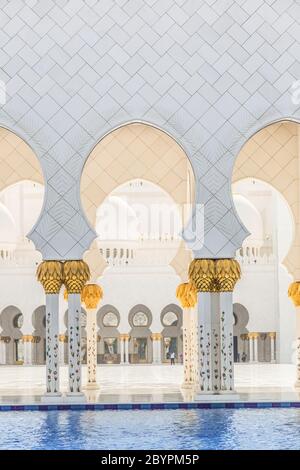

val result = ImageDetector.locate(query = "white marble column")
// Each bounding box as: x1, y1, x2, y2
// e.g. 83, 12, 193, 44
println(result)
249, 334, 254, 362
45, 294, 61, 394
59, 335, 66, 365
81, 284, 103, 390
67, 293, 83, 395
151, 333, 162, 364
119, 336, 125, 364
188, 258, 241, 400
219, 292, 234, 393
295, 307, 300, 387
176, 283, 198, 388
86, 307, 98, 389
124, 335, 130, 364
37, 261, 64, 399
253, 333, 259, 362
22, 336, 33, 365
0, 338, 6, 364
182, 308, 193, 387
190, 308, 199, 386
197, 292, 221, 394
269, 332, 276, 363
63, 260, 90, 399
288, 283, 300, 387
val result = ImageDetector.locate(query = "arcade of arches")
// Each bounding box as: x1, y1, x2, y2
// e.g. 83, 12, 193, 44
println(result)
0, 121, 300, 400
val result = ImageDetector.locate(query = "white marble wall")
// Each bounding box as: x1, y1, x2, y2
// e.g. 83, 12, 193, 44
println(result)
0, 1, 298, 260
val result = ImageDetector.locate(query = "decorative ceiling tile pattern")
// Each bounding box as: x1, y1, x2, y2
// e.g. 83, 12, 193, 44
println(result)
81, 123, 194, 225
0, 128, 43, 190
233, 121, 300, 278
0, 0, 299, 259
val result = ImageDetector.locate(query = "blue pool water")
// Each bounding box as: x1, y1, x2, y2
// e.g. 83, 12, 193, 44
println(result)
0, 408, 299, 450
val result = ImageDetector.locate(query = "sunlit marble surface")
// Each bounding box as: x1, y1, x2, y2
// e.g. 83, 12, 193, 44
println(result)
0, 363, 299, 405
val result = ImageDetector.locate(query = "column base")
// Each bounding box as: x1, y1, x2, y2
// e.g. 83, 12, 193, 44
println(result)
195, 392, 240, 402
85, 382, 99, 390
41, 392, 63, 404
65, 392, 86, 403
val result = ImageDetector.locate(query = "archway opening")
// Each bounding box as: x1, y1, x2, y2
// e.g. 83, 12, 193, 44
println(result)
0, 127, 45, 366
232, 120, 298, 364
81, 123, 195, 365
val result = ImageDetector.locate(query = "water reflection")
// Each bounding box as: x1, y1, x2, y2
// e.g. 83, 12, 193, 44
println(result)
0, 409, 300, 450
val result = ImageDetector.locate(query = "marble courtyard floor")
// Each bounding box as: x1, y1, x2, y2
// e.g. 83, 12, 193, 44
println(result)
0, 364, 299, 405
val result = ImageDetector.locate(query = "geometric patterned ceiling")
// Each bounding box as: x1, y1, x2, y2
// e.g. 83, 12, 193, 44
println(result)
81, 123, 195, 226
233, 121, 300, 278
233, 122, 298, 188
0, 127, 43, 191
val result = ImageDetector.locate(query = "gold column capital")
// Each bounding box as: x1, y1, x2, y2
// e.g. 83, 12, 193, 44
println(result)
119, 334, 130, 341
63, 260, 90, 294
36, 260, 64, 294
189, 258, 241, 292
240, 333, 249, 340
32, 336, 41, 344
22, 335, 34, 343
249, 332, 260, 339
288, 281, 300, 307
81, 284, 103, 309
59, 334, 68, 343
268, 332, 276, 339
0, 336, 11, 343
151, 333, 162, 341
176, 282, 197, 308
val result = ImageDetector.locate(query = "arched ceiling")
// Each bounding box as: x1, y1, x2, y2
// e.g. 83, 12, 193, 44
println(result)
233, 121, 300, 278
81, 123, 195, 227
0, 128, 43, 191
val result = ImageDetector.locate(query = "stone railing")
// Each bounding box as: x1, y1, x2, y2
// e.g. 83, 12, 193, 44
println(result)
236, 245, 275, 265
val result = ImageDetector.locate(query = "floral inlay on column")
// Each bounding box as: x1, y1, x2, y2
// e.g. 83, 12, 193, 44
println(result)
176, 282, 197, 388
63, 260, 90, 394
81, 284, 103, 388
37, 261, 64, 395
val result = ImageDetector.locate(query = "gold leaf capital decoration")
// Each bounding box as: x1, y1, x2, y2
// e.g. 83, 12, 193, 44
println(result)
176, 282, 197, 308
22, 335, 34, 343
63, 260, 90, 294
81, 284, 103, 309
59, 334, 68, 343
189, 259, 241, 292
288, 281, 300, 307
119, 334, 130, 341
151, 333, 163, 341
36, 261, 64, 294
188, 259, 215, 292
215, 259, 241, 292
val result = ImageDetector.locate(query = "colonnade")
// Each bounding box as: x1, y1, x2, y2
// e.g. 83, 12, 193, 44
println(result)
240, 332, 276, 363
35, 257, 300, 401
36, 257, 242, 400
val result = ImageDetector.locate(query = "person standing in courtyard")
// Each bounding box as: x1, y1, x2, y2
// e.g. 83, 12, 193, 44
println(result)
170, 351, 176, 365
